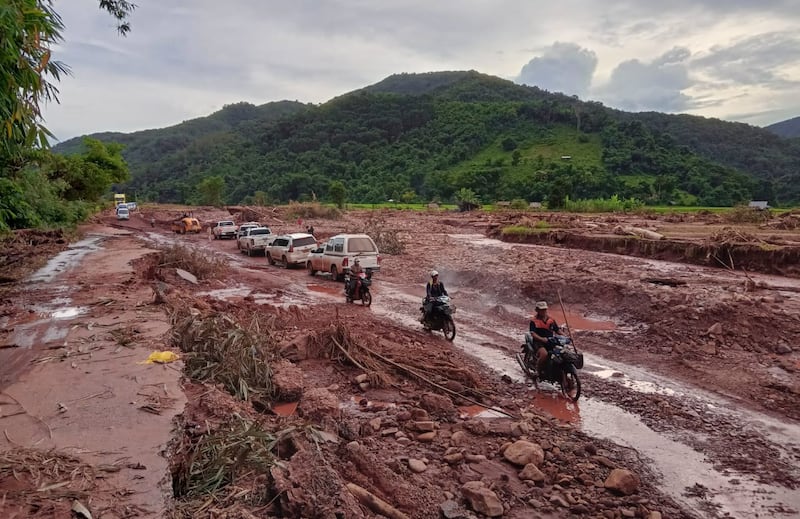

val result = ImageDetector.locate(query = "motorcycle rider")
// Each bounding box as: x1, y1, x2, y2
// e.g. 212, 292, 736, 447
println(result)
420, 270, 448, 323
348, 259, 363, 300
525, 301, 561, 377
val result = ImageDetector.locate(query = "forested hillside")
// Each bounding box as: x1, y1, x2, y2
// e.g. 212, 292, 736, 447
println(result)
766, 116, 800, 139
55, 71, 800, 206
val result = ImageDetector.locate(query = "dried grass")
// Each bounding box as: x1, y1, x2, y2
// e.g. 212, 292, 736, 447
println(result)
170, 308, 279, 402
285, 201, 342, 220
359, 214, 405, 255
725, 205, 771, 224
0, 448, 95, 491
158, 244, 229, 280
308, 318, 391, 388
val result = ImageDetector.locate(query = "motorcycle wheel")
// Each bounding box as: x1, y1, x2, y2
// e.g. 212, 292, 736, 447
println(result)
361, 291, 372, 307
515, 352, 535, 380
561, 369, 581, 402
442, 317, 456, 341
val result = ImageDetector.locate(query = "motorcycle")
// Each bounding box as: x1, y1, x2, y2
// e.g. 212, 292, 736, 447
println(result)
345, 270, 372, 306
516, 334, 583, 401
420, 295, 456, 341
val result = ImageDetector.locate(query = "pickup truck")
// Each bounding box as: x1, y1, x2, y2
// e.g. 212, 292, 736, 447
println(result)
212, 220, 238, 239
306, 233, 380, 281
237, 226, 273, 256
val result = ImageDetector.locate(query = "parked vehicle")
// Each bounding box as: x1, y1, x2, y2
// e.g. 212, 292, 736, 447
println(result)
305, 233, 380, 280
344, 271, 372, 306
171, 217, 201, 233
420, 295, 456, 341
516, 335, 583, 401
266, 233, 317, 268
116, 207, 130, 220
212, 220, 238, 240
237, 227, 273, 256
236, 222, 261, 240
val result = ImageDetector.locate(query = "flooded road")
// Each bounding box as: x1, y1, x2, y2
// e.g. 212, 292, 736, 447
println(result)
171, 226, 800, 518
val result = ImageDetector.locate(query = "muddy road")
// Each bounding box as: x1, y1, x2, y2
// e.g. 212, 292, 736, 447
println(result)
1, 206, 798, 518
132, 206, 800, 518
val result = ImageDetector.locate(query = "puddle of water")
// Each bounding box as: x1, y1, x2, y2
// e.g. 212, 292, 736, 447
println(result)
306, 283, 343, 298
272, 401, 298, 416
528, 393, 581, 423
27, 236, 104, 284
200, 285, 314, 308
50, 307, 86, 320
590, 368, 679, 397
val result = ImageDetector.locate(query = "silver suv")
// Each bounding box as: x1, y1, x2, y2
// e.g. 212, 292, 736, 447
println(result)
266, 233, 318, 268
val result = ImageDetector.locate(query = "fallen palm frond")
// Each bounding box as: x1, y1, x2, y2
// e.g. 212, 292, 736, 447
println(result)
170, 417, 296, 518
170, 308, 278, 402
158, 244, 229, 280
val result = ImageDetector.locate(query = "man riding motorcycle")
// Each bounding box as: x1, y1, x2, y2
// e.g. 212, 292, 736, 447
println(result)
524, 301, 561, 377
420, 270, 448, 324
347, 259, 363, 300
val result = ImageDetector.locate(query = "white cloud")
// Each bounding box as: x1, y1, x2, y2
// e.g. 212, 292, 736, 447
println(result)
42, 0, 800, 138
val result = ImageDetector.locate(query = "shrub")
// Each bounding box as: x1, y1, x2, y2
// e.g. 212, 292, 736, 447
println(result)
509, 198, 528, 210
285, 201, 342, 220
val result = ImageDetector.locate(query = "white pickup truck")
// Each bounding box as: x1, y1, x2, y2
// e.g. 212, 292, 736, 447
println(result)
237, 226, 273, 256
212, 220, 238, 239
306, 233, 380, 281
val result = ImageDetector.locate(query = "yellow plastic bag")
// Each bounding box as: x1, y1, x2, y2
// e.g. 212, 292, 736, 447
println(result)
141, 351, 180, 364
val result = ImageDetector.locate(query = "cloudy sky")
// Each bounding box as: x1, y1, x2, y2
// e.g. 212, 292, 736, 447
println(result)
44, 0, 800, 141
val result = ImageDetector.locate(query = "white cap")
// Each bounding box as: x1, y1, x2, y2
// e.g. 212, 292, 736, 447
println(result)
430, 270, 439, 277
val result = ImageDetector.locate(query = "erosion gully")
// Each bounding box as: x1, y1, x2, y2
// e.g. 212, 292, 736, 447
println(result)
22, 229, 798, 518
200, 231, 800, 519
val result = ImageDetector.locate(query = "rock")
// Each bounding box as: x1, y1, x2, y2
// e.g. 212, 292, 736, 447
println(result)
380, 427, 399, 436
621, 508, 636, 518
445, 452, 464, 464
410, 408, 430, 421
451, 430, 468, 446
355, 373, 369, 383
571, 504, 591, 514
519, 463, 546, 483
413, 421, 436, 432
549, 494, 569, 508
421, 392, 458, 419
707, 322, 723, 335
279, 333, 310, 361
369, 417, 382, 431
461, 481, 504, 517
271, 359, 304, 401
604, 468, 641, 495
583, 443, 598, 455
647, 512, 663, 519
776, 343, 792, 354
397, 437, 411, 445
503, 440, 545, 467
417, 431, 436, 442
510, 422, 530, 437
396, 410, 412, 421
464, 419, 490, 436
440, 500, 476, 519
297, 388, 339, 421
358, 382, 370, 391
592, 455, 617, 469
408, 459, 427, 473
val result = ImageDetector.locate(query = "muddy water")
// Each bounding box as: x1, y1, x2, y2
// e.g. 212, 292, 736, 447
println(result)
361, 283, 800, 518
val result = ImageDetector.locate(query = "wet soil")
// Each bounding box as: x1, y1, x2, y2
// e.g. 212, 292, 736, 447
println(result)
1, 205, 798, 518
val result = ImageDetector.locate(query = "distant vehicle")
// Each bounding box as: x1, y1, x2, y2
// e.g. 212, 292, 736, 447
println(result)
115, 203, 128, 213
306, 233, 380, 281
114, 193, 126, 206
127, 201, 137, 211
171, 217, 202, 234
212, 220, 238, 240
236, 222, 261, 240
237, 226, 273, 256
116, 207, 130, 220
265, 233, 318, 268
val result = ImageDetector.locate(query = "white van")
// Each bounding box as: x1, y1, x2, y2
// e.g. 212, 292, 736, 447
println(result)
306, 233, 380, 280
116, 207, 130, 220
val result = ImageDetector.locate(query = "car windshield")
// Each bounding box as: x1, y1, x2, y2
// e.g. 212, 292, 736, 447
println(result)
293, 236, 316, 247
250, 228, 270, 235
348, 237, 377, 252
218, 221, 234, 226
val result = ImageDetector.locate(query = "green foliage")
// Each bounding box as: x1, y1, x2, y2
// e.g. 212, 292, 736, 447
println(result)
455, 187, 480, 211
51, 72, 800, 208
501, 224, 550, 236
196, 175, 225, 206
328, 180, 346, 209
44, 138, 129, 201
563, 195, 644, 213
509, 198, 528, 210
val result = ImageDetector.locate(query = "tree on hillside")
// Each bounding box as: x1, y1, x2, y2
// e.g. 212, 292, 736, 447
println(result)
1, 0, 134, 169
329, 180, 346, 209
44, 138, 129, 201
197, 176, 226, 207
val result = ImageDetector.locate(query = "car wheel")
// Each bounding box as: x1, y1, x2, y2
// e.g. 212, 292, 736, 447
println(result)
282, 255, 289, 268
246, 246, 252, 257
266, 252, 275, 266
331, 265, 339, 281
307, 262, 316, 276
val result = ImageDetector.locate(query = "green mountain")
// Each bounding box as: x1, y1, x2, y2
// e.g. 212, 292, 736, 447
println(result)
766, 116, 800, 138
54, 71, 800, 206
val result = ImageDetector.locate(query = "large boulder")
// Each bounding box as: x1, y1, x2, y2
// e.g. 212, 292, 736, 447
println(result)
604, 468, 641, 495
272, 359, 304, 401
461, 481, 504, 517
503, 440, 545, 467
